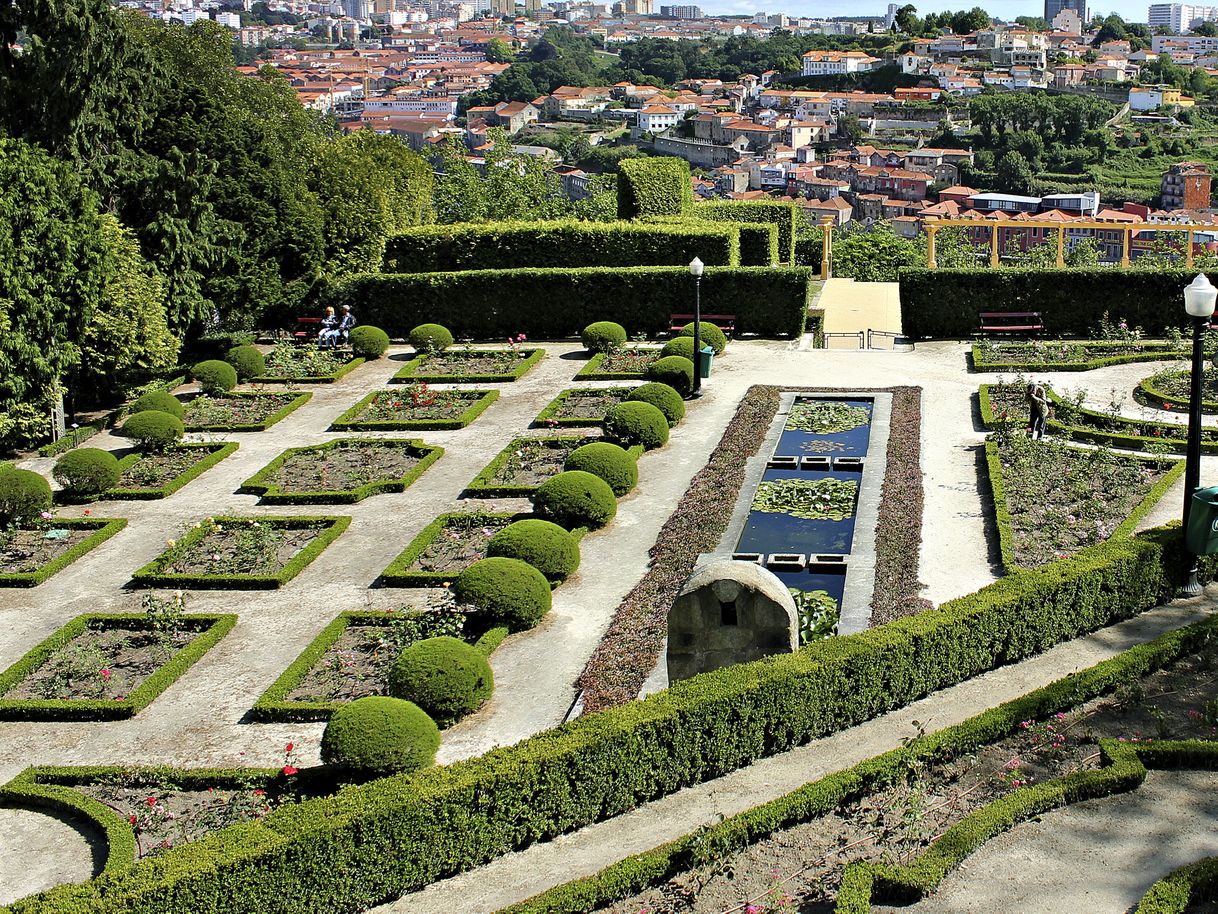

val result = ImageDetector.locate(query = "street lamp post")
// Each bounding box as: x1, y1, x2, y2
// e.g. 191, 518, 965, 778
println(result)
1182, 273, 1217, 595
689, 257, 704, 398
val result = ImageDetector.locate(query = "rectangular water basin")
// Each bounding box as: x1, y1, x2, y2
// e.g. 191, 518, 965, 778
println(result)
769, 567, 846, 607
735, 469, 860, 558
777, 397, 873, 459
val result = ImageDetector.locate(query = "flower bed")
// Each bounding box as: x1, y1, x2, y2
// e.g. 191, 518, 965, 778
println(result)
0, 517, 128, 587
182, 392, 312, 432
380, 512, 515, 587
105, 443, 239, 500
985, 435, 1181, 571
392, 347, 545, 384
251, 609, 507, 722
253, 343, 364, 384
0, 606, 235, 719
575, 347, 663, 380
240, 439, 442, 504
466, 436, 597, 498
972, 340, 1186, 372
1137, 365, 1218, 413
330, 387, 499, 431
533, 388, 638, 428
131, 516, 350, 589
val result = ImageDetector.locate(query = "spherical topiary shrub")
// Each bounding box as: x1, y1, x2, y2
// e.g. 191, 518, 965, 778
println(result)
120, 410, 185, 452
660, 336, 696, 361
130, 390, 185, 420
350, 325, 390, 359
53, 448, 121, 497
409, 323, 454, 353
320, 696, 440, 778
453, 557, 552, 630
627, 382, 685, 428
677, 321, 728, 355
388, 636, 494, 725
487, 518, 580, 581
603, 401, 669, 451
646, 355, 695, 397
225, 344, 266, 381
581, 321, 627, 353
0, 466, 53, 526
565, 441, 638, 497
533, 470, 617, 530
191, 359, 238, 396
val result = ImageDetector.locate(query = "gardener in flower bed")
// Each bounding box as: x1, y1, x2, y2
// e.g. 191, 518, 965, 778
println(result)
1026, 382, 1050, 440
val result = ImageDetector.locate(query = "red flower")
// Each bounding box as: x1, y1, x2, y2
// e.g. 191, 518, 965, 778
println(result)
145, 796, 157, 807
285, 742, 294, 753
254, 789, 265, 797
82, 508, 91, 516
128, 815, 137, 826
282, 765, 298, 776
1165, 403, 1173, 410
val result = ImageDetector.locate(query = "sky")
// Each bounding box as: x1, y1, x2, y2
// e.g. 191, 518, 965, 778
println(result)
697, 0, 1148, 24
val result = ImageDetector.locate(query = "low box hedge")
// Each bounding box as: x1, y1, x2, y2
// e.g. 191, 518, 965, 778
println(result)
104, 443, 239, 500
384, 221, 740, 272
250, 611, 509, 723
971, 340, 1186, 373
130, 516, 350, 590
12, 522, 1211, 914
465, 436, 597, 498
326, 267, 811, 341
900, 268, 1218, 339
533, 387, 639, 428
379, 511, 517, 587
0, 518, 128, 587
0, 612, 236, 720
239, 440, 443, 505
574, 349, 663, 381
251, 357, 365, 385
182, 392, 312, 433
1138, 371, 1218, 414
984, 438, 1185, 573
1136, 853, 1218, 913
391, 347, 546, 384
329, 389, 499, 432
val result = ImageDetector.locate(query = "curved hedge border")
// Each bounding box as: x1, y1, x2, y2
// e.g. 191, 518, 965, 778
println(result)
0, 613, 236, 720
977, 384, 1218, 455
130, 516, 350, 590
251, 357, 365, 385
1135, 854, 1218, 913
574, 349, 663, 381
1137, 371, 1218, 415
0, 518, 128, 588
984, 438, 1185, 574
970, 341, 1186, 373
465, 436, 635, 499
330, 389, 499, 431
239, 440, 443, 505
182, 392, 312, 433
533, 388, 638, 428
379, 511, 517, 587
391, 348, 546, 384
104, 443, 239, 500
251, 611, 508, 722
498, 612, 1218, 914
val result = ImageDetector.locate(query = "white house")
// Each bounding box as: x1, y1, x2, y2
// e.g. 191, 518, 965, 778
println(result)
800, 50, 881, 76
637, 105, 680, 132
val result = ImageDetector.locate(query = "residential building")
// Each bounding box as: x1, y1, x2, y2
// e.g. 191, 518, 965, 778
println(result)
1161, 161, 1212, 209
1148, 3, 1218, 31
659, 4, 702, 16
1130, 85, 1195, 110
637, 104, 680, 132
1046, 0, 1088, 22
800, 50, 882, 76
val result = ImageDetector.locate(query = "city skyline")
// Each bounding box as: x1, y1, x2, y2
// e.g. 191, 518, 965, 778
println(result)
696, 0, 1140, 24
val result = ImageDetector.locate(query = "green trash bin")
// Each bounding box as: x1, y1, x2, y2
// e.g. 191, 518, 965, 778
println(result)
1185, 486, 1218, 555
697, 345, 715, 378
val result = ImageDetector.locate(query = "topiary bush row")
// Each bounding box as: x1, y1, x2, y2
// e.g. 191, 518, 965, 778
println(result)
0, 464, 52, 526
617, 157, 694, 219
53, 449, 120, 498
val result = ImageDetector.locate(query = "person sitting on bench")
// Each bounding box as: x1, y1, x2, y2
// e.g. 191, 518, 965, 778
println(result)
335, 305, 356, 346
318, 306, 340, 349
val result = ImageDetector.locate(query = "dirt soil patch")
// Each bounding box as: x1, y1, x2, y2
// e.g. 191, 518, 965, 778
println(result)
165, 521, 319, 576
490, 439, 584, 488
547, 389, 634, 422
266, 442, 423, 494
117, 450, 206, 489
0, 527, 94, 575
183, 395, 298, 428
354, 389, 484, 423
406, 516, 510, 577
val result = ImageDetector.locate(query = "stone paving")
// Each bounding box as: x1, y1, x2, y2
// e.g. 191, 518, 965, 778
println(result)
2, 339, 1216, 908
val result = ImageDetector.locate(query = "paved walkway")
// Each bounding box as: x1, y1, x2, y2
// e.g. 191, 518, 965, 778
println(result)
818, 279, 902, 345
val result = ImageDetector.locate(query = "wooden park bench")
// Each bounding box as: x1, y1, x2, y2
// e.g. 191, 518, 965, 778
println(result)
978, 311, 1044, 335
292, 316, 323, 343
669, 313, 737, 337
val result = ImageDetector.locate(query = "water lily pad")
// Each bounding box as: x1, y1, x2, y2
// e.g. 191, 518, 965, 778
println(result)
751, 477, 857, 521
786, 401, 869, 434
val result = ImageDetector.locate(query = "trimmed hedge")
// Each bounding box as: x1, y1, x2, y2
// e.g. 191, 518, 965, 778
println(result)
676, 320, 728, 355
225, 345, 266, 381
119, 410, 184, 452
0, 518, 128, 587
320, 697, 440, 778
533, 470, 618, 529
1136, 855, 1218, 914
603, 401, 670, 451
487, 519, 581, 582
660, 336, 696, 361
379, 512, 516, 588
565, 442, 639, 497
239, 439, 443, 504
626, 382, 685, 427
1138, 370, 1218, 414
385, 221, 739, 272
182, 392, 313, 433
0, 612, 235, 719
191, 359, 238, 395
0, 465, 53, 524
581, 321, 627, 354
408, 323, 454, 352
697, 200, 798, 265
131, 390, 185, 420
454, 557, 552, 631
392, 347, 545, 384
647, 356, 695, 397
53, 448, 121, 497
349, 326, 390, 359
130, 516, 350, 590
331, 389, 499, 432
36, 375, 186, 458
6, 526, 1212, 914
466, 436, 595, 498
900, 268, 1214, 338
617, 157, 693, 219
105, 443, 239, 500
643, 215, 778, 267
970, 340, 1187, 373
329, 267, 811, 340
388, 636, 494, 725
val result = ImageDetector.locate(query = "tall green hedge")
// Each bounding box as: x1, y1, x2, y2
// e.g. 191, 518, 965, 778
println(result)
697, 200, 799, 265
643, 216, 778, 267
617, 158, 693, 219
383, 221, 740, 272
899, 268, 1211, 338
9, 525, 1206, 914
326, 267, 812, 339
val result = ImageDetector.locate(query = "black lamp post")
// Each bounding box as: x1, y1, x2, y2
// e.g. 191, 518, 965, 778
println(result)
1182, 273, 1216, 595
689, 256, 704, 397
